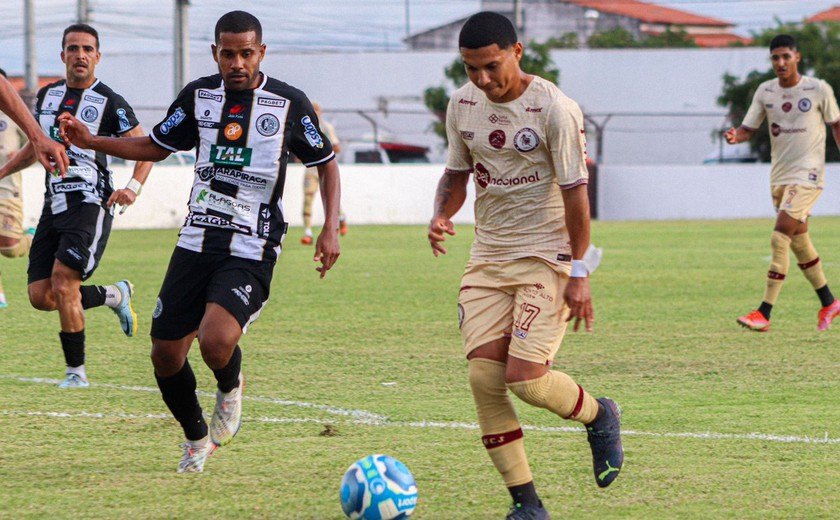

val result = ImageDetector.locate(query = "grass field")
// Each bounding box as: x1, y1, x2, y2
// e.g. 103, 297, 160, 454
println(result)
0, 219, 838, 519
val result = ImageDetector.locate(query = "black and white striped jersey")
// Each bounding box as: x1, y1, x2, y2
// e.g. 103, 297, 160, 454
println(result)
35, 79, 139, 215
151, 73, 334, 262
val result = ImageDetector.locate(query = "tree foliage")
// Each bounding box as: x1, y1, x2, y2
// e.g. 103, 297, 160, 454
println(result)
422, 42, 560, 144
587, 27, 697, 49
718, 22, 840, 162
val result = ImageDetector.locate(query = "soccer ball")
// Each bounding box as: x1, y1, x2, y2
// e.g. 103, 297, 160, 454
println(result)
339, 454, 418, 519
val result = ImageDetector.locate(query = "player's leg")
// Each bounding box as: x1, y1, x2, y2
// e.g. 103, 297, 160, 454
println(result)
201, 259, 272, 447
460, 262, 548, 519
301, 169, 318, 244
50, 259, 88, 387
0, 197, 32, 308
502, 259, 623, 489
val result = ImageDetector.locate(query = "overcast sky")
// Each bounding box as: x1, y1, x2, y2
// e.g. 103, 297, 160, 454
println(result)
3, 0, 839, 75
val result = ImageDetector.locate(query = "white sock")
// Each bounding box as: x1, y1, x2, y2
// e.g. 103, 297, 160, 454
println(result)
66, 364, 87, 381
304, 228, 313, 237
104, 285, 123, 308
0, 292, 6, 305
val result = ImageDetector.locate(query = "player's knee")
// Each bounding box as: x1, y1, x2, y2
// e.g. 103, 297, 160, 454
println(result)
150, 346, 185, 374
50, 276, 79, 303
468, 358, 507, 398
506, 373, 551, 408
28, 287, 55, 311
198, 338, 237, 369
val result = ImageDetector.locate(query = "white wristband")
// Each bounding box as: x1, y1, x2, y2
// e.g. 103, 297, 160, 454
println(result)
125, 178, 142, 195
570, 259, 589, 278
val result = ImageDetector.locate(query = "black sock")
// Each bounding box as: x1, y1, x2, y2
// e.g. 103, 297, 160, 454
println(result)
79, 285, 107, 310
212, 345, 242, 393
59, 330, 85, 368
155, 359, 207, 441
508, 481, 541, 507
758, 302, 773, 320
816, 285, 835, 308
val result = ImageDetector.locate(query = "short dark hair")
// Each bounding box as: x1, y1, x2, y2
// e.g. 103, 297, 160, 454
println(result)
770, 34, 797, 52
62, 23, 99, 49
0, 68, 6, 78
215, 11, 262, 44
459, 11, 517, 50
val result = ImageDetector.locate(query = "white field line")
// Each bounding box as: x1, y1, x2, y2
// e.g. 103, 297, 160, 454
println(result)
2, 375, 838, 446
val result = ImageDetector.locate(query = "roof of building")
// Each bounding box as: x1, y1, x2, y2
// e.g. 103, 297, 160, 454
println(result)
806, 6, 840, 22
567, 0, 732, 27
641, 30, 752, 48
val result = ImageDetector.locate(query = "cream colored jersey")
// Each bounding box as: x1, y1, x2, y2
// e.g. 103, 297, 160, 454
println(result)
445, 76, 588, 265
0, 111, 25, 200
743, 76, 840, 187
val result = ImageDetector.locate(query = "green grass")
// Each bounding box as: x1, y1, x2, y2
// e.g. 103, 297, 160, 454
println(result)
0, 219, 838, 519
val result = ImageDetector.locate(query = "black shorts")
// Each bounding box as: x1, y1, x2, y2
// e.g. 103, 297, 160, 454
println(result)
27, 204, 113, 283
151, 247, 274, 341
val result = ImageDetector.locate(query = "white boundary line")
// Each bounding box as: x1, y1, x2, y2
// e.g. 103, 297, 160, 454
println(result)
2, 375, 837, 445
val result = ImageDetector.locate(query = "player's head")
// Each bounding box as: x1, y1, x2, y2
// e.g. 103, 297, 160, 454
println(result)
0, 68, 6, 79
212, 11, 266, 91
60, 24, 101, 86
458, 12, 524, 103
769, 34, 800, 81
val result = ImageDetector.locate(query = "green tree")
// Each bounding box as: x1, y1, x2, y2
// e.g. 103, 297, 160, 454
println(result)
587, 27, 638, 48
718, 21, 840, 162
423, 42, 560, 143
587, 27, 697, 48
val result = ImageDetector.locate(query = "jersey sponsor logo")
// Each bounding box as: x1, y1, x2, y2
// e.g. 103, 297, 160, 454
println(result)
63, 98, 77, 110
195, 166, 269, 190
256, 113, 280, 137
257, 97, 286, 108
771, 123, 806, 136
198, 120, 222, 129
488, 113, 511, 126
231, 284, 252, 306
301, 115, 324, 149
53, 181, 92, 193
49, 126, 63, 143
460, 130, 474, 141
188, 213, 251, 234
224, 122, 243, 140
257, 204, 272, 238
458, 98, 477, 106
116, 108, 132, 132
782, 102, 792, 113
513, 127, 540, 152
47, 90, 63, 97
80, 106, 99, 123
765, 104, 773, 108
228, 104, 246, 119
798, 98, 812, 112
159, 107, 186, 135
65, 165, 95, 182
66, 148, 89, 161
210, 144, 252, 166
474, 162, 541, 189
195, 189, 253, 218
488, 129, 506, 149
525, 106, 543, 113
83, 95, 104, 105
0, 120, 6, 132
198, 89, 223, 102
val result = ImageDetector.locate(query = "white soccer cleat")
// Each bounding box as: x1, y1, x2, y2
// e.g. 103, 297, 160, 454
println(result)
112, 280, 137, 337
177, 437, 216, 473
209, 373, 244, 446
58, 373, 89, 389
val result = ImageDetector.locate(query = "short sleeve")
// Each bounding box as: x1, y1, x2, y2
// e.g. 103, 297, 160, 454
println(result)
105, 93, 139, 136
444, 96, 472, 172
546, 97, 588, 189
288, 95, 334, 167
742, 88, 765, 130
151, 86, 198, 152
820, 80, 840, 124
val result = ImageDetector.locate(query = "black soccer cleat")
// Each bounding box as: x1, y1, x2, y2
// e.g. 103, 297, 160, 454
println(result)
586, 397, 624, 488
505, 500, 550, 520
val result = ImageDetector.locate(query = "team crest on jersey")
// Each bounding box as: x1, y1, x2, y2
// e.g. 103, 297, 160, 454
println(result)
160, 107, 186, 135
489, 130, 506, 149
256, 114, 280, 137
0, 121, 6, 132
225, 122, 243, 140
80, 106, 99, 122
514, 128, 540, 152
301, 115, 324, 149
782, 102, 792, 113
460, 131, 474, 140
798, 98, 812, 112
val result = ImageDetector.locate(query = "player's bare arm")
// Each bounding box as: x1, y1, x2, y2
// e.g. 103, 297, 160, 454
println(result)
830, 119, 840, 150
0, 141, 36, 181
58, 112, 170, 162
562, 183, 594, 332
724, 125, 755, 145
0, 75, 68, 176
106, 125, 155, 212
428, 170, 469, 256
314, 159, 341, 278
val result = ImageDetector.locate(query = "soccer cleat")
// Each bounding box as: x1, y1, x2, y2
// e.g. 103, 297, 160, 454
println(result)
210, 373, 244, 446
58, 373, 89, 389
817, 299, 840, 331
736, 310, 770, 332
505, 501, 550, 520
300, 235, 313, 245
586, 397, 624, 488
339, 218, 349, 236
112, 280, 137, 337
177, 437, 216, 473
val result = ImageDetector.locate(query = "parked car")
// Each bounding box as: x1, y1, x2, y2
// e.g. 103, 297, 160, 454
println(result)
340, 141, 430, 164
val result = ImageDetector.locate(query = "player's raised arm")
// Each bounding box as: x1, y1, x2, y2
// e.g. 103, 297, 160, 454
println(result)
58, 112, 170, 162
0, 142, 36, 181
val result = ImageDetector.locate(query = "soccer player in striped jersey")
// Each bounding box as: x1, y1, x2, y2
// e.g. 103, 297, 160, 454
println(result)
0, 24, 152, 388
59, 11, 341, 473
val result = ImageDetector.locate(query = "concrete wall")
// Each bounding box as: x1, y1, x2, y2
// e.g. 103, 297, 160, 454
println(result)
19, 164, 840, 230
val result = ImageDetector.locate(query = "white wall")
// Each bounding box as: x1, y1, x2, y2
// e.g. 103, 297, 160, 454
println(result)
20, 163, 840, 230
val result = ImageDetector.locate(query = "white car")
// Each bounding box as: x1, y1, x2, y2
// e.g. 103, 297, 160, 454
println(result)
340, 141, 430, 164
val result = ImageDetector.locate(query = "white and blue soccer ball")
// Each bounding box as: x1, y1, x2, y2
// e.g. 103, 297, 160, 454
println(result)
339, 454, 418, 519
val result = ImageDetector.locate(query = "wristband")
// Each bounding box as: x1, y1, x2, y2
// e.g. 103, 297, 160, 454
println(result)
125, 178, 142, 195
570, 259, 589, 278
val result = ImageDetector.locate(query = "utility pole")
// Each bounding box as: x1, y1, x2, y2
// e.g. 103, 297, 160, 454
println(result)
405, 0, 410, 39
24, 0, 37, 104
174, 0, 190, 97
514, 0, 523, 32
77, 0, 90, 23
